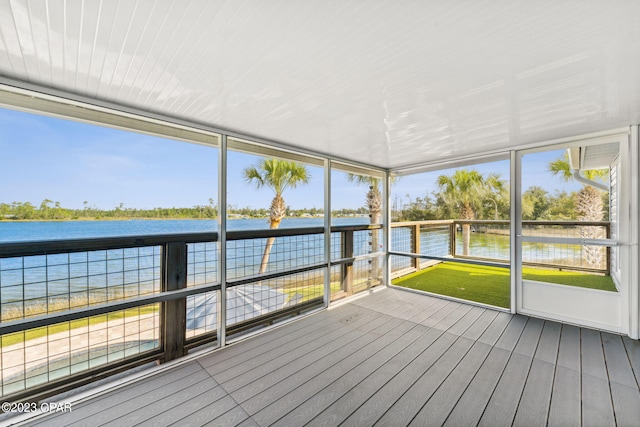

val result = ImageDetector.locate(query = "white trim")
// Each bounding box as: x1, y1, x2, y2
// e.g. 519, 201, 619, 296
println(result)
392, 128, 630, 174
0, 79, 386, 174
227, 136, 325, 167
393, 152, 510, 176
630, 126, 640, 339
324, 159, 332, 308
520, 280, 625, 333
510, 150, 519, 314
520, 236, 620, 246
384, 169, 391, 289
217, 135, 228, 348
515, 131, 631, 336
331, 160, 386, 179
0, 84, 220, 147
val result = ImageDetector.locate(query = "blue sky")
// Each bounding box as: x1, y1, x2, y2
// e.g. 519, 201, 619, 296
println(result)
391, 151, 581, 209
0, 107, 579, 211
0, 108, 364, 211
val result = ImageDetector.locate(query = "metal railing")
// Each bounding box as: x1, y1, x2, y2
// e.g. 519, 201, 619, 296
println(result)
0, 224, 382, 402
390, 219, 611, 277
2, 218, 606, 401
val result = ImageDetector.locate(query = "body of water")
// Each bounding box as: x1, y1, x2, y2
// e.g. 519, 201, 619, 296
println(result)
0, 218, 593, 306
0, 217, 369, 243
0, 218, 371, 305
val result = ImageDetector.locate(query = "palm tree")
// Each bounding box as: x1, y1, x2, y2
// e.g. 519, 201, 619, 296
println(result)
436, 169, 504, 256
346, 174, 384, 224
346, 174, 388, 290
549, 154, 608, 268
244, 159, 310, 274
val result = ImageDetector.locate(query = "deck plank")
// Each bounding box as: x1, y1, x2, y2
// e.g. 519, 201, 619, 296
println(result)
443, 314, 527, 427
232, 313, 406, 405
179, 396, 249, 427
259, 320, 426, 426
338, 306, 485, 427
403, 311, 507, 427
28, 362, 206, 427
403, 296, 452, 325
379, 309, 505, 427
306, 305, 477, 427
68, 376, 220, 426
15, 288, 640, 427
477, 316, 544, 427
200, 305, 370, 374
623, 335, 640, 387
216, 310, 383, 393
512, 320, 561, 427
196, 307, 341, 368
273, 307, 475, 427
137, 384, 231, 427
581, 329, 616, 427
602, 333, 640, 427
547, 324, 581, 427
208, 307, 378, 382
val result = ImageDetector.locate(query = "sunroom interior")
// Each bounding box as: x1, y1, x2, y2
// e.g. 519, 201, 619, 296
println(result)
1, 1, 640, 425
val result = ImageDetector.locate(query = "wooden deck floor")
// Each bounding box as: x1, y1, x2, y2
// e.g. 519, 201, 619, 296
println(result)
20, 288, 640, 427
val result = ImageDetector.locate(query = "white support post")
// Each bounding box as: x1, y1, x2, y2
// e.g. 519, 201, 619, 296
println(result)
629, 126, 639, 339
324, 159, 332, 307
510, 150, 520, 315
217, 135, 228, 347
384, 170, 391, 288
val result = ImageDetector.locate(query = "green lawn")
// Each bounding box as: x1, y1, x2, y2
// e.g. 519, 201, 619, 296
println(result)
1, 306, 159, 347
392, 262, 617, 309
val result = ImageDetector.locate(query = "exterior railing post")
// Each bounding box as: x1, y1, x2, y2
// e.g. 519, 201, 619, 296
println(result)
413, 224, 421, 270
341, 230, 354, 295
162, 242, 187, 362
450, 221, 457, 258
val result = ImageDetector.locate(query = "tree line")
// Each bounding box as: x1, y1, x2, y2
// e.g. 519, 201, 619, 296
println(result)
0, 200, 367, 221
0, 200, 220, 220
396, 185, 609, 222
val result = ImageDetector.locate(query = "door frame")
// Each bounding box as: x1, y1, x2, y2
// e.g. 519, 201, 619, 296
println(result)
511, 130, 633, 334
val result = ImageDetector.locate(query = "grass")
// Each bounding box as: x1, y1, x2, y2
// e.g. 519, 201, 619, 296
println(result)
392, 262, 617, 309
4, 283, 333, 347
1, 306, 159, 348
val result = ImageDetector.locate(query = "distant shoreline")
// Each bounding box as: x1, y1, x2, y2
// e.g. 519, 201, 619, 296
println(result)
0, 217, 219, 222
0, 215, 362, 223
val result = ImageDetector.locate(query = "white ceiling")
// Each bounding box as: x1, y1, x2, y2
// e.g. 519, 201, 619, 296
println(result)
0, 0, 639, 170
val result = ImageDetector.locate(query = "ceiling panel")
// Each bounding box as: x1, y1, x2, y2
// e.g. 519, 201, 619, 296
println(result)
0, 0, 639, 170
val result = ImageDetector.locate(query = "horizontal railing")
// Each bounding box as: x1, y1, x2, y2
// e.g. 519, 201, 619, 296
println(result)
390, 219, 611, 276
0, 224, 383, 402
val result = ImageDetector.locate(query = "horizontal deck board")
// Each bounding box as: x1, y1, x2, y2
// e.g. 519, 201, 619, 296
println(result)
29, 362, 206, 426
602, 333, 640, 427
548, 324, 582, 427
269, 321, 429, 426
581, 329, 616, 427
200, 305, 370, 374
512, 320, 561, 427
16, 288, 640, 427
231, 313, 405, 405
623, 335, 640, 387
477, 316, 544, 427
339, 306, 485, 427
215, 310, 383, 392
382, 310, 505, 426
304, 305, 481, 427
